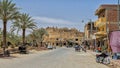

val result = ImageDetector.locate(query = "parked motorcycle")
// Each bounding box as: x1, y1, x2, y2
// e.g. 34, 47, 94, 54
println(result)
96, 53, 110, 64
75, 45, 80, 52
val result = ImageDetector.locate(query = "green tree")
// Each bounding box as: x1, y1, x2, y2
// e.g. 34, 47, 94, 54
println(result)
11, 13, 36, 45
0, 0, 20, 53
32, 28, 48, 46
7, 32, 21, 48
0, 28, 2, 41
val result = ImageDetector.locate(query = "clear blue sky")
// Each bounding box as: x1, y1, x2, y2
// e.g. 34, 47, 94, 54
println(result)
2, 0, 118, 32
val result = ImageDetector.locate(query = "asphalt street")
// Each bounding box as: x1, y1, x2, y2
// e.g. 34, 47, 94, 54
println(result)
0, 47, 109, 68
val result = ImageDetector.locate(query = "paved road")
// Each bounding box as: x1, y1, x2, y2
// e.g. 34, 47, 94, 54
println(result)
0, 47, 109, 68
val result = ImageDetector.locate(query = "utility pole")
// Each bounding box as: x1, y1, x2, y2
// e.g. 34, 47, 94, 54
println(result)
82, 19, 93, 48
105, 8, 110, 52
82, 19, 92, 40
90, 19, 92, 50
118, 0, 120, 29
90, 19, 92, 35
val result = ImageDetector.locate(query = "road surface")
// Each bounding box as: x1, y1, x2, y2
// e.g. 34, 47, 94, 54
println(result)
0, 47, 109, 68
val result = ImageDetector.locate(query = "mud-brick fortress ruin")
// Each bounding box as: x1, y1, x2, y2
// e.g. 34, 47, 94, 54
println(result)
43, 27, 84, 46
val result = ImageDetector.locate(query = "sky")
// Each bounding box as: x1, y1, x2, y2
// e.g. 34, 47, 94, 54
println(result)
0, 0, 117, 33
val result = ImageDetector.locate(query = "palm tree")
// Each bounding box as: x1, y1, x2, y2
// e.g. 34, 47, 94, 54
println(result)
32, 28, 48, 47
0, 0, 20, 53
11, 13, 36, 45
0, 28, 2, 41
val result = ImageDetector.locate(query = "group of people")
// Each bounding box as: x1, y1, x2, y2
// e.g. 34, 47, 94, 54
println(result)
74, 43, 110, 64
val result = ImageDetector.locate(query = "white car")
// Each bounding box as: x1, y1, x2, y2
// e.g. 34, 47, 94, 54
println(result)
47, 45, 53, 49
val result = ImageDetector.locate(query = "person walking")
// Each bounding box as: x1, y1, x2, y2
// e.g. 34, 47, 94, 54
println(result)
81, 43, 86, 52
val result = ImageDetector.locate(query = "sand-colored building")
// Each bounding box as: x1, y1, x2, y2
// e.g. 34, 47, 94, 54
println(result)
43, 27, 84, 46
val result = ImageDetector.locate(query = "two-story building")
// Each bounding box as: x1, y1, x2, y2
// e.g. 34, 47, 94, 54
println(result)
94, 4, 119, 52
84, 21, 96, 49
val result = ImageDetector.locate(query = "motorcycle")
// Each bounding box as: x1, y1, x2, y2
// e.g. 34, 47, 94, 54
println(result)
75, 45, 80, 52
96, 53, 110, 64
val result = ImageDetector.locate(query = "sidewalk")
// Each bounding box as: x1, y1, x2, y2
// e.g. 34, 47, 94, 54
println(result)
109, 59, 120, 68
0, 47, 49, 59
88, 50, 120, 68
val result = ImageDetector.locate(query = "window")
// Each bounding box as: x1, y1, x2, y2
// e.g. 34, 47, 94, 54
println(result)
56, 43, 58, 45
56, 38, 59, 40
102, 28, 104, 31
75, 39, 78, 41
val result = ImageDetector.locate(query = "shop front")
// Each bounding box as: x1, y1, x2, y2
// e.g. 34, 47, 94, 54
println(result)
94, 31, 107, 52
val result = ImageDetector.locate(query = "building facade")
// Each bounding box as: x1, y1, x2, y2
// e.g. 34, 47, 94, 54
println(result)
94, 4, 119, 52
43, 27, 84, 46
84, 22, 96, 50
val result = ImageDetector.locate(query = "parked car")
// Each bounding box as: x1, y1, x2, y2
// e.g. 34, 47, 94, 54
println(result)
47, 45, 53, 49
18, 45, 27, 54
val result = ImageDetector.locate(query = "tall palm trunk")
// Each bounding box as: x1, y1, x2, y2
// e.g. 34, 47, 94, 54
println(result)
22, 29, 26, 45
40, 36, 43, 47
3, 21, 7, 54
40, 41, 42, 47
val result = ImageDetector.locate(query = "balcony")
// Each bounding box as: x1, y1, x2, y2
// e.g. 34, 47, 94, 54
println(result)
94, 17, 106, 27
94, 31, 107, 36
